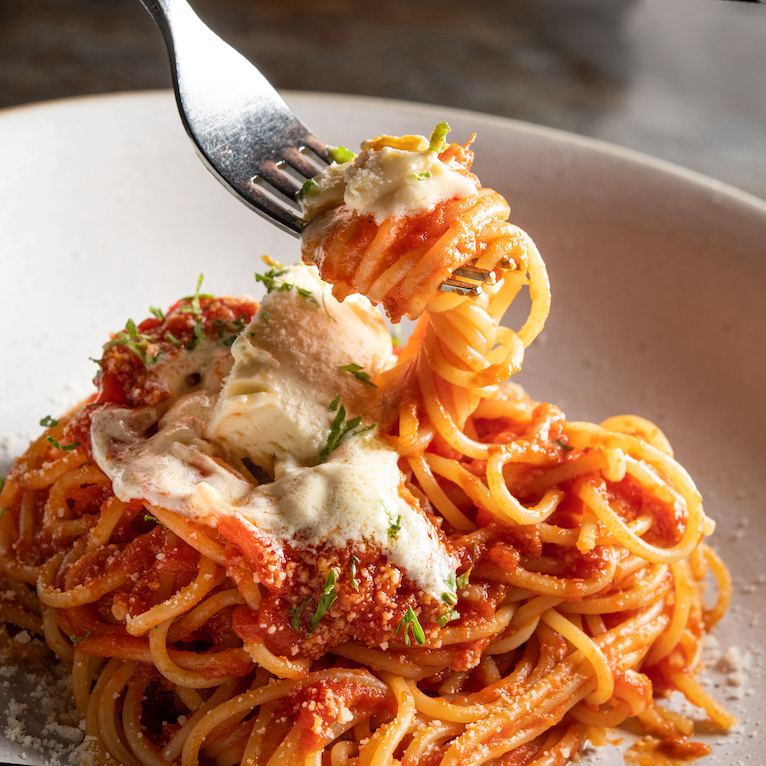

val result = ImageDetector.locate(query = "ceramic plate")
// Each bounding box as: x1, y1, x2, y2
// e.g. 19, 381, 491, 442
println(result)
1, 91, 765, 764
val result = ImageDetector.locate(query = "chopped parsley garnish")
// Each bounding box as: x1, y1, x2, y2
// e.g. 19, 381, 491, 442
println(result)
47, 437, 80, 452
413, 170, 431, 180
437, 608, 459, 628
149, 306, 165, 322
165, 331, 183, 347
70, 630, 91, 645
350, 555, 360, 592
144, 514, 168, 530
221, 334, 238, 348
255, 266, 288, 292
289, 597, 312, 631
39, 415, 59, 428
309, 569, 338, 633
321, 294, 336, 322
187, 318, 205, 351
396, 607, 425, 646
147, 348, 164, 365
441, 576, 459, 608
216, 314, 248, 339
260, 312, 269, 325
384, 503, 402, 539
255, 267, 320, 308
555, 438, 574, 452
328, 145, 357, 164
318, 400, 375, 463
339, 363, 377, 387
293, 285, 319, 307
102, 319, 162, 366
0, 476, 4, 493
438, 543, 476, 627
182, 274, 213, 318
297, 178, 318, 200
428, 122, 451, 153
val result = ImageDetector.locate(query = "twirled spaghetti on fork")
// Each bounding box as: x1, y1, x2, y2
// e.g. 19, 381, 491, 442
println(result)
0, 125, 733, 766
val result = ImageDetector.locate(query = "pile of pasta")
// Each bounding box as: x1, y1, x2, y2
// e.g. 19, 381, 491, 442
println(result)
0, 131, 734, 766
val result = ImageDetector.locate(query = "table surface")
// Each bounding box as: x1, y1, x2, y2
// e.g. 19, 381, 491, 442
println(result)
1, 0, 765, 201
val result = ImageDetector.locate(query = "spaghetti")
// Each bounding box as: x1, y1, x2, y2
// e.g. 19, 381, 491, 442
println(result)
0, 127, 733, 766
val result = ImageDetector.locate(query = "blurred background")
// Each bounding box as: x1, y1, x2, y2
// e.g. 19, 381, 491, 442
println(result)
0, 0, 764, 199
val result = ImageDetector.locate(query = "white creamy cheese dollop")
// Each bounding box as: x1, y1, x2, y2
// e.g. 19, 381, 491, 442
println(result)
302, 135, 478, 224
205, 264, 393, 476
91, 393, 252, 526
89, 264, 458, 599
204, 435, 458, 598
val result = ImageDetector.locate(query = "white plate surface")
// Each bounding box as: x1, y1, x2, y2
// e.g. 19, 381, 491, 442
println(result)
1, 91, 765, 764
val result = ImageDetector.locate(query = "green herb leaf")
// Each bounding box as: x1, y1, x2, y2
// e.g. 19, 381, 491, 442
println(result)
186, 318, 205, 351
0, 476, 5, 493
101, 318, 164, 368
70, 630, 91, 645
146, 347, 164, 365
47, 437, 80, 452
413, 170, 431, 180
339, 363, 377, 387
441, 542, 476, 614
255, 268, 320, 308
39, 416, 59, 428
144, 513, 168, 530
149, 306, 165, 322
289, 597, 312, 631
297, 178, 318, 201
428, 122, 451, 153
437, 609, 459, 628
221, 335, 238, 348
261, 312, 269, 325
395, 606, 425, 646
185, 274, 213, 318
165, 332, 183, 347
309, 570, 338, 633
318, 402, 371, 463
555, 438, 574, 452
385, 502, 402, 539
441, 573, 458, 607
255, 267, 289, 293
349, 555, 360, 592
328, 146, 357, 164
321, 294, 336, 322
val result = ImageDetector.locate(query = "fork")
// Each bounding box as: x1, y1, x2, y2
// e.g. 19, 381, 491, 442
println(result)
138, 0, 493, 295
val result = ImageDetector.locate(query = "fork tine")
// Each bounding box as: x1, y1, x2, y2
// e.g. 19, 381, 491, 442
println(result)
440, 279, 483, 296
283, 146, 325, 179
302, 135, 331, 164
255, 162, 302, 200
247, 186, 303, 237
452, 265, 497, 284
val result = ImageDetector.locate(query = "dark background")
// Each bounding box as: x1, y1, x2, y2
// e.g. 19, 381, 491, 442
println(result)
1, 0, 765, 199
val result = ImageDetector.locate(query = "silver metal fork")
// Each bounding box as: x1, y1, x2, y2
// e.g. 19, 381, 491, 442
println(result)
138, 0, 493, 295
